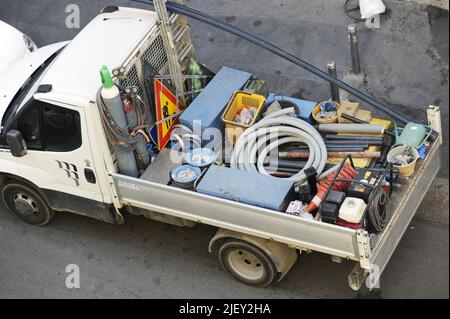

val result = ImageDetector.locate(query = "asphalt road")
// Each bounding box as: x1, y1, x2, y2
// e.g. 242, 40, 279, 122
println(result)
0, 0, 448, 298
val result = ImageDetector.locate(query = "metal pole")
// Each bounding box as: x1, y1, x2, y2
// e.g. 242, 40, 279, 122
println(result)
327, 61, 340, 102
348, 24, 361, 74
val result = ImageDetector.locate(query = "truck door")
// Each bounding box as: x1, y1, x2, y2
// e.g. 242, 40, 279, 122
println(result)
0, 136, 19, 178
12, 99, 114, 222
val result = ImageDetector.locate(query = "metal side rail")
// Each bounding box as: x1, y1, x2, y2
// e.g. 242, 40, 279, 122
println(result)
349, 131, 442, 290
111, 172, 363, 260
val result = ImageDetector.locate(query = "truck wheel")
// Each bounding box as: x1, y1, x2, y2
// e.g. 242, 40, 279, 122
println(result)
218, 240, 278, 287
1, 183, 54, 225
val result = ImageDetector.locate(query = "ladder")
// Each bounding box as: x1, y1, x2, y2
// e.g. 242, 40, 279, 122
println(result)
153, 0, 197, 99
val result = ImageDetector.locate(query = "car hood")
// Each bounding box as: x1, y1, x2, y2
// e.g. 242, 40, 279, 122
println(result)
0, 41, 69, 127
0, 21, 31, 76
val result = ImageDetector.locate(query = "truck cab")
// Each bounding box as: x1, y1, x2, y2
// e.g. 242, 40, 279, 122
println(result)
0, 7, 163, 225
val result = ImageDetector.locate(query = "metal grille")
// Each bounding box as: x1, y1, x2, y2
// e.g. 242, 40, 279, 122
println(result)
120, 33, 169, 100
121, 64, 141, 94
141, 35, 169, 75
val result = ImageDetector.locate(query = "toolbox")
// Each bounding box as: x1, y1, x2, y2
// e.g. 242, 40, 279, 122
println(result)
196, 165, 295, 211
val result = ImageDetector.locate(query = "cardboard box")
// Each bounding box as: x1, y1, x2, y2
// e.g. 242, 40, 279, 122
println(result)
338, 101, 359, 123
355, 109, 373, 122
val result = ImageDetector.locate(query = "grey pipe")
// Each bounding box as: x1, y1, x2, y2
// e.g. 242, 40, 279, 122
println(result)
318, 123, 385, 134
325, 139, 381, 146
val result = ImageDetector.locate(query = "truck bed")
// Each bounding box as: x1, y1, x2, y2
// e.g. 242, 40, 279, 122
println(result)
111, 134, 441, 289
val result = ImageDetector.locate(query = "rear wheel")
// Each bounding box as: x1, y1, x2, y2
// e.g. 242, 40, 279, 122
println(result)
1, 183, 54, 225
218, 240, 278, 287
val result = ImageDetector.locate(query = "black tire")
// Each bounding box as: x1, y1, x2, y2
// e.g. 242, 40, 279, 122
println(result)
218, 240, 278, 287
1, 183, 54, 225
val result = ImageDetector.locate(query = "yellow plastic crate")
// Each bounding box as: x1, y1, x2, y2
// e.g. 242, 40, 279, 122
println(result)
222, 91, 265, 144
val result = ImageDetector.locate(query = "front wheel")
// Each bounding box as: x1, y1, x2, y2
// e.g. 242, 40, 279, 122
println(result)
2, 183, 54, 225
218, 240, 278, 287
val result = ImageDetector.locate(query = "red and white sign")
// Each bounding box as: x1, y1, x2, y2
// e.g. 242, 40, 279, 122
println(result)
154, 79, 185, 151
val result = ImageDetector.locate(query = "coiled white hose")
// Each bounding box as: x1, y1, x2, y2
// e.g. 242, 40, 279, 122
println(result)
231, 108, 328, 185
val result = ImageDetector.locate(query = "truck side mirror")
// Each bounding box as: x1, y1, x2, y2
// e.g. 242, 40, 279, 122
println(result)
6, 130, 28, 157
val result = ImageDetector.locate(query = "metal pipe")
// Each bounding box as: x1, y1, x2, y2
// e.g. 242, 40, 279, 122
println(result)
325, 139, 382, 146
264, 159, 307, 170
325, 134, 383, 141
279, 151, 381, 159
283, 143, 367, 150
292, 146, 366, 152
327, 61, 340, 102
348, 25, 361, 74
280, 145, 366, 152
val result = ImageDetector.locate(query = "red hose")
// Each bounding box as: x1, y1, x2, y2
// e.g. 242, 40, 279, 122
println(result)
306, 164, 357, 213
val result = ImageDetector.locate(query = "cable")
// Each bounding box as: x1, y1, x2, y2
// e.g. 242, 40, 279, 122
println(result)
231, 108, 327, 186
96, 87, 144, 153
367, 187, 390, 232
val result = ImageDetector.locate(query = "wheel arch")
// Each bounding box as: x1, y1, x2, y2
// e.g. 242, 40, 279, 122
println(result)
0, 172, 51, 204
209, 228, 298, 280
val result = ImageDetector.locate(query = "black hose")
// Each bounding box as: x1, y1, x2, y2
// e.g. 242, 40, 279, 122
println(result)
367, 188, 390, 233
132, 1, 419, 123
131, 0, 438, 140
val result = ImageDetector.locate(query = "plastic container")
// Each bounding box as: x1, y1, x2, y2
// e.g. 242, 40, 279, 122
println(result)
312, 101, 339, 124
387, 145, 419, 177
339, 197, 367, 223
185, 148, 217, 168
395, 123, 432, 149
359, 0, 386, 19
171, 164, 202, 190
222, 91, 265, 144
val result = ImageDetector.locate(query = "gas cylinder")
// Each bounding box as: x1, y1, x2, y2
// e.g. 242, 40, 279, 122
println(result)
100, 65, 139, 177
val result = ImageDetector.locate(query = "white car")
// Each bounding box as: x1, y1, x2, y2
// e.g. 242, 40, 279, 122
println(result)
0, 20, 37, 76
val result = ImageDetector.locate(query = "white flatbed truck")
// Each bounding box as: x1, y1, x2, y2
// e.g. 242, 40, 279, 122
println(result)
0, 6, 442, 290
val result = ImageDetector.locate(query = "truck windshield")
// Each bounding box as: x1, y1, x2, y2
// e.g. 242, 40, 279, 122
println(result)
1, 48, 63, 130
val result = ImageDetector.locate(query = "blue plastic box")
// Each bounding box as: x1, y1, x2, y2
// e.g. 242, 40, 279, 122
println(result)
179, 67, 252, 144
196, 165, 295, 212
265, 93, 317, 124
